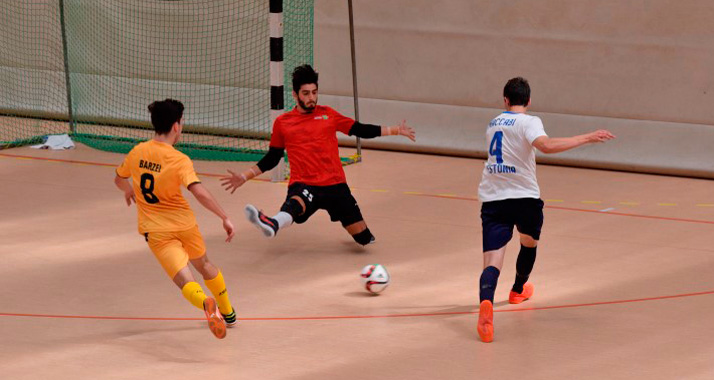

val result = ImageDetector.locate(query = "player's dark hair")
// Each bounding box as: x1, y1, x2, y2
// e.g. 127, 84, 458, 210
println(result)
292, 64, 319, 93
148, 99, 184, 135
503, 77, 530, 106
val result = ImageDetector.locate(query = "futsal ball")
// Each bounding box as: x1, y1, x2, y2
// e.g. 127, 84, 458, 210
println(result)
360, 264, 390, 294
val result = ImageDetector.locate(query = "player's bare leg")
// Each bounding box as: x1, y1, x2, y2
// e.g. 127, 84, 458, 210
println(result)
172, 265, 197, 289
190, 255, 219, 280
483, 246, 507, 271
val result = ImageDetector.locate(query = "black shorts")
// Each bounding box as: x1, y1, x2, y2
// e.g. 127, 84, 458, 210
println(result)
285, 183, 364, 227
480, 198, 544, 252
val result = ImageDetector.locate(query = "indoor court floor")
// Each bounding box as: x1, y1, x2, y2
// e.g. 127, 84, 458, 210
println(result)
1, 144, 712, 379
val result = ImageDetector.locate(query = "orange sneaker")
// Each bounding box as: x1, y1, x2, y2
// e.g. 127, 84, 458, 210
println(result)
203, 297, 227, 339
509, 282, 534, 304
477, 300, 494, 343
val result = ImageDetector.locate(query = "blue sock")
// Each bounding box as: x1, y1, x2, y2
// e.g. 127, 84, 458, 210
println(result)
513, 245, 537, 293
479, 266, 500, 303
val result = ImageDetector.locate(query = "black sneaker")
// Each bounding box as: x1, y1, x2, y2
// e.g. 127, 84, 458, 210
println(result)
244, 204, 279, 238
222, 308, 237, 328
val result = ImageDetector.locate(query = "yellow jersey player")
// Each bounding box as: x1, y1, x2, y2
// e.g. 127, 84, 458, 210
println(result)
114, 99, 237, 339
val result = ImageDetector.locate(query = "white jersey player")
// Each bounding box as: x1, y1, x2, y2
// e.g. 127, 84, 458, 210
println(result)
476, 77, 615, 343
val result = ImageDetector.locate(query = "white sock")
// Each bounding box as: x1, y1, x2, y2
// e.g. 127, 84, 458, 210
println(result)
273, 211, 293, 230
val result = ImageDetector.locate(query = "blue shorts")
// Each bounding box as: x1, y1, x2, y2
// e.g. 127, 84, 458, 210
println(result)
480, 198, 544, 252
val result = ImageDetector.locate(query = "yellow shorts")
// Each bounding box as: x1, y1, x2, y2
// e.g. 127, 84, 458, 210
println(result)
145, 225, 206, 279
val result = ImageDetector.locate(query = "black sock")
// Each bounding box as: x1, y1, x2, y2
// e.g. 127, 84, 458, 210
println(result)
479, 266, 500, 303
512, 245, 537, 293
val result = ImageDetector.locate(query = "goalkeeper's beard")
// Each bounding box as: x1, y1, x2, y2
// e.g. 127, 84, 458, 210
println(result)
298, 98, 316, 113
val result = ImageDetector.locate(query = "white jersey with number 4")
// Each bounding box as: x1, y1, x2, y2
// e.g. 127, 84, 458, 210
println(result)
478, 111, 547, 202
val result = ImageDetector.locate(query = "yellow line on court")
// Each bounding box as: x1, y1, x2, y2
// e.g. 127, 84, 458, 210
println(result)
657, 203, 677, 206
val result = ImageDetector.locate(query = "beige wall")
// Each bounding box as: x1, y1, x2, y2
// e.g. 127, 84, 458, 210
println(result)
315, 1, 714, 176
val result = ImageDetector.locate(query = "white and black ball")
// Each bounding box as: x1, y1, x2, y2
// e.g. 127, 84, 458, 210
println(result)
360, 264, 390, 294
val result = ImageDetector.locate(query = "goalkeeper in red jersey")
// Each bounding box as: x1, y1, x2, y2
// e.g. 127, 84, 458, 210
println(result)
220, 64, 415, 246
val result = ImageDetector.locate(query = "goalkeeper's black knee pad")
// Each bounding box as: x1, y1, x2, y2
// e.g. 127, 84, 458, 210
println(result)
280, 197, 304, 218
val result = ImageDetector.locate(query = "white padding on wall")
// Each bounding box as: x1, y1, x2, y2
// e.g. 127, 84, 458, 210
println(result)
326, 95, 714, 178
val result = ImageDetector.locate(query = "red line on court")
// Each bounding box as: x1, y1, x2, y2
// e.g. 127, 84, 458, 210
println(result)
1, 290, 712, 322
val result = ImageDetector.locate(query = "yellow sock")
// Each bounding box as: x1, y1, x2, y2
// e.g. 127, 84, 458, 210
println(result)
181, 282, 207, 310
205, 271, 233, 315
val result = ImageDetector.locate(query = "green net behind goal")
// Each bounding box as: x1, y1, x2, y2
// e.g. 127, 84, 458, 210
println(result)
0, 0, 314, 161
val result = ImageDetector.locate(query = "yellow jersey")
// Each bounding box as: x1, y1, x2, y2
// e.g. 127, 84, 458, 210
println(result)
117, 140, 200, 234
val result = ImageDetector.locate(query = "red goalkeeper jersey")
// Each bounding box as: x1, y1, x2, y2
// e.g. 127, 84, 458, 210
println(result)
270, 105, 355, 186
